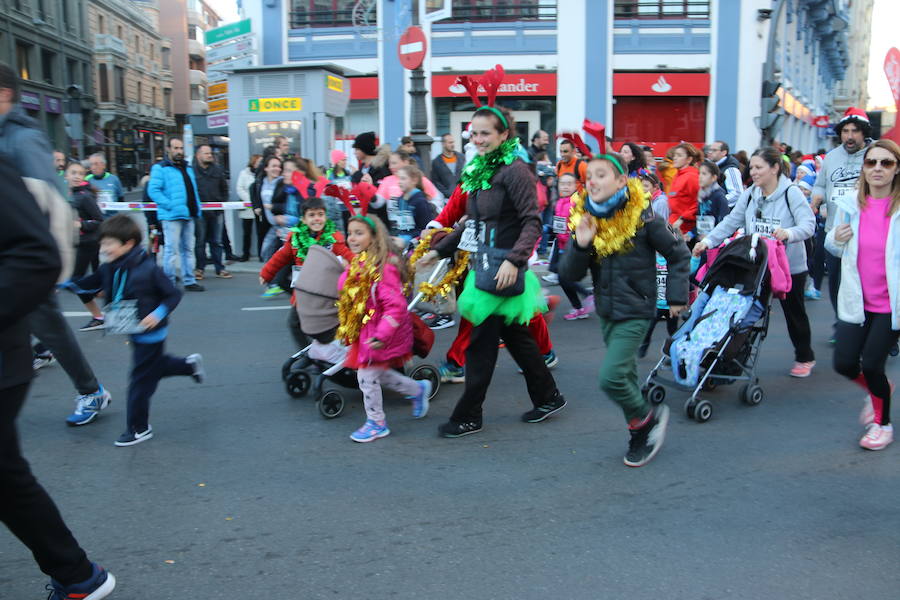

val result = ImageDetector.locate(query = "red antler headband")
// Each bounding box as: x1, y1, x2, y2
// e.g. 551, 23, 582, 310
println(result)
455, 65, 508, 129
557, 133, 592, 158
582, 119, 625, 175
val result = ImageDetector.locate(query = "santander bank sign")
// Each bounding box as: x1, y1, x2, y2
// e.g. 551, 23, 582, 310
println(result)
433, 73, 556, 98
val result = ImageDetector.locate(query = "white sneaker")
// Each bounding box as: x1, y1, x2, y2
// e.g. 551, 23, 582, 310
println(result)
541, 273, 559, 285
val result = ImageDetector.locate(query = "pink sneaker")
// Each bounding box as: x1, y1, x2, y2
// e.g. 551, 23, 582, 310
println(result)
860, 424, 893, 450
564, 307, 590, 321
789, 361, 815, 378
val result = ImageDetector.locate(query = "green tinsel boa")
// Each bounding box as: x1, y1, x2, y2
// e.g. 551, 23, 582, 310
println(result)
459, 138, 520, 193
290, 220, 337, 262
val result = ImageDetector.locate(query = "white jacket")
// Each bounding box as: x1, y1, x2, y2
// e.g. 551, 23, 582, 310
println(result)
824, 196, 900, 330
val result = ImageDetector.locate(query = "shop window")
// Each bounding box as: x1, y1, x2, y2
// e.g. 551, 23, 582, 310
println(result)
16, 42, 31, 80
613, 96, 706, 145
614, 0, 710, 19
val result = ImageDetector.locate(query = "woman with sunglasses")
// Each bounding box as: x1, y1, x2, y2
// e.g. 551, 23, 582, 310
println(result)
825, 139, 900, 450
693, 146, 817, 377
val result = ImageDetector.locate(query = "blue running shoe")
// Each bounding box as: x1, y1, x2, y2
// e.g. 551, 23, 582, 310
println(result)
410, 379, 432, 419
350, 419, 390, 442
261, 284, 285, 299
439, 361, 465, 383
47, 562, 116, 600
66, 386, 112, 426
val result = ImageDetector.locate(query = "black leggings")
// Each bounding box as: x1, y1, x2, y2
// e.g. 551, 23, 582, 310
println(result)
73, 242, 99, 304
834, 312, 899, 425
779, 271, 815, 363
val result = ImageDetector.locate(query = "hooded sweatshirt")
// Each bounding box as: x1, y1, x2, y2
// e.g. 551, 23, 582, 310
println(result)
704, 174, 816, 274
812, 143, 866, 231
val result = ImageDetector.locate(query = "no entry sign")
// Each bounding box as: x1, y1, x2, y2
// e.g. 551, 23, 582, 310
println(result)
398, 26, 427, 70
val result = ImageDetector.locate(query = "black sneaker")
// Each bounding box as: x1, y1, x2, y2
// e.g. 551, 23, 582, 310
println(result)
624, 404, 670, 467
79, 317, 106, 332
185, 283, 205, 292
428, 314, 456, 330
438, 420, 483, 438
521, 393, 566, 423
115, 426, 153, 447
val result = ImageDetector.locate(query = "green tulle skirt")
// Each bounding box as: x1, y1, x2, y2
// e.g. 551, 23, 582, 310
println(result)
457, 270, 547, 326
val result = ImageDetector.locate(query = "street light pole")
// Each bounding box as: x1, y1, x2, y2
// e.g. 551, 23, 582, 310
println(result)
408, 6, 432, 177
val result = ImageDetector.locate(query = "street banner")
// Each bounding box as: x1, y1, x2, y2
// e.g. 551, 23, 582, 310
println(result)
882, 47, 900, 144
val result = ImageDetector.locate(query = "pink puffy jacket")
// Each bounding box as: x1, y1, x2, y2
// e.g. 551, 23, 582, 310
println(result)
338, 260, 413, 364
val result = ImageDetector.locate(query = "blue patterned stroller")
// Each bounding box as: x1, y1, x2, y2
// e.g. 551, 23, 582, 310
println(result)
642, 235, 772, 423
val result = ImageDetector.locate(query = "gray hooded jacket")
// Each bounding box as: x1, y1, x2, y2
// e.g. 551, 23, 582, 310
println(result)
0, 105, 61, 194
812, 143, 866, 231
704, 174, 816, 274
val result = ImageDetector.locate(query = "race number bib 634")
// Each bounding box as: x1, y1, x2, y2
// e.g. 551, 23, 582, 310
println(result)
753, 216, 781, 236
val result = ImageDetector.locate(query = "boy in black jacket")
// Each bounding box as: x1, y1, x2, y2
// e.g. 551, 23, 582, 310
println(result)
69, 214, 204, 446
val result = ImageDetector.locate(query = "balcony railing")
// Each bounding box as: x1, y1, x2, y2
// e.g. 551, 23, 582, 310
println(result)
441, 1, 556, 22
614, 0, 710, 19
94, 33, 127, 56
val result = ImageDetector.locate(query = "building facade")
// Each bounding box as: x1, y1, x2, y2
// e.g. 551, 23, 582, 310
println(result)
0, 0, 96, 157
242, 0, 854, 158
157, 0, 221, 128
88, 0, 175, 180
831, 0, 873, 117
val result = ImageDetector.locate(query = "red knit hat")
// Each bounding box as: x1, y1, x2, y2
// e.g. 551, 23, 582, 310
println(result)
834, 107, 871, 136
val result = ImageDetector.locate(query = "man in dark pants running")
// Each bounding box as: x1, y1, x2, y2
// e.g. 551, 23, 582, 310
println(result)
0, 160, 115, 599
0, 61, 112, 426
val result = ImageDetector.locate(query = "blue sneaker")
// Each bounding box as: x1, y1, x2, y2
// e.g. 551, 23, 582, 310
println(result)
47, 562, 116, 600
439, 361, 465, 383
261, 284, 285, 299
804, 287, 822, 300
410, 379, 432, 419
544, 349, 559, 369
350, 419, 390, 443
65, 386, 112, 426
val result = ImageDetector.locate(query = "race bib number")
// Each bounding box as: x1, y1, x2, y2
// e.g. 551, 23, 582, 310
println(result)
753, 215, 781, 236
552, 215, 568, 234
388, 198, 415, 232
695, 215, 716, 237
656, 260, 667, 303
832, 183, 857, 204
458, 220, 482, 252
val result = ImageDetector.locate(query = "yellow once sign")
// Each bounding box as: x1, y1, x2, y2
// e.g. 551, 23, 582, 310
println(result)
208, 98, 228, 113
326, 75, 344, 93
249, 97, 303, 112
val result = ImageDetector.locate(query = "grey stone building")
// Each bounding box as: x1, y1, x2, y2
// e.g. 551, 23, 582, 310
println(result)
0, 0, 96, 158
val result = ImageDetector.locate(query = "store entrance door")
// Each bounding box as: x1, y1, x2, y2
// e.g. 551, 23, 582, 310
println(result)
450, 110, 541, 154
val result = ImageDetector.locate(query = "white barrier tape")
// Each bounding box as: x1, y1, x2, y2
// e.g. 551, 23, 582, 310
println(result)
98, 201, 252, 211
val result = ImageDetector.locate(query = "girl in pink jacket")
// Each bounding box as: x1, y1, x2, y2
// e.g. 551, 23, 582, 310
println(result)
338, 215, 432, 442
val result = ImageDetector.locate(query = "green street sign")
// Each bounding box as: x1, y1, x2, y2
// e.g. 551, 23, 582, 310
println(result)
206, 19, 251, 46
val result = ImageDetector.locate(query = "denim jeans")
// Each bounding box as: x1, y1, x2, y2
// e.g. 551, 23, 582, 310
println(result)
194, 211, 224, 273
162, 219, 196, 286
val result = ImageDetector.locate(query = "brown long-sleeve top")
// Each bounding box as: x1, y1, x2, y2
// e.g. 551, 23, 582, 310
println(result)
434, 159, 541, 267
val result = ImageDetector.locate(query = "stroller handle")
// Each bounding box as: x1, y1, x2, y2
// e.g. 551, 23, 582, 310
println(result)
408, 257, 451, 312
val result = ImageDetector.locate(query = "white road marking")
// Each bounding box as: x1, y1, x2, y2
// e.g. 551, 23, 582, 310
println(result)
241, 306, 292, 311
63, 312, 92, 317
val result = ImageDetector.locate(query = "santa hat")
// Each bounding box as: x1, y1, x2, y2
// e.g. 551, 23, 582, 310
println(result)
796, 159, 817, 178
798, 174, 817, 192
834, 107, 871, 136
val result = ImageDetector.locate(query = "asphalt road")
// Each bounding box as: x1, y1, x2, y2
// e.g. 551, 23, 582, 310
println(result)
2, 270, 898, 599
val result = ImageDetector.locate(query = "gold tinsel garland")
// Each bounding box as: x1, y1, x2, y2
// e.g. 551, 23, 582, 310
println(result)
567, 178, 650, 259
336, 251, 381, 345
407, 228, 471, 301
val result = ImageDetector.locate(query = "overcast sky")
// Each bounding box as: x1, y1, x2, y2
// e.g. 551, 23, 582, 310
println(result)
205, 0, 240, 22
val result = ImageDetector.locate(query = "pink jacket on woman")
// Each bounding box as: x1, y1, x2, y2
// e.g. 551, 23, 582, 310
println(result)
554, 194, 575, 249
338, 260, 413, 365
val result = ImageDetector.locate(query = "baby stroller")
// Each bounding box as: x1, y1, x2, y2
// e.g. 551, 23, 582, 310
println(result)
642, 234, 772, 423
281, 245, 442, 419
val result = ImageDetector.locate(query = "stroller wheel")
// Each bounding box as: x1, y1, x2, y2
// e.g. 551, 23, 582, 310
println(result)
693, 400, 713, 423
410, 364, 441, 401
643, 384, 666, 405
684, 398, 696, 419
286, 371, 312, 398
318, 390, 345, 419
702, 379, 717, 392
740, 383, 765, 406
281, 354, 310, 380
